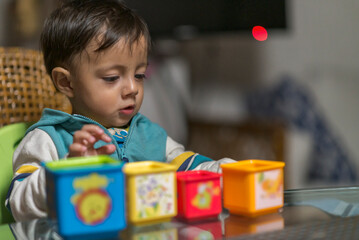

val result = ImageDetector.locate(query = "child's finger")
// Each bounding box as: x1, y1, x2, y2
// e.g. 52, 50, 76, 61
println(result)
81, 124, 104, 136
98, 132, 112, 143
73, 130, 96, 145
68, 143, 87, 157
95, 144, 116, 155
81, 124, 112, 142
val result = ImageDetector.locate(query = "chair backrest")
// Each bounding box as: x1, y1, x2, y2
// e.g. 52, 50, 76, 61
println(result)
0, 122, 33, 224
0, 47, 71, 127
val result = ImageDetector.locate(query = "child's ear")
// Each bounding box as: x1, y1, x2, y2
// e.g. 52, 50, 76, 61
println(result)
52, 67, 74, 98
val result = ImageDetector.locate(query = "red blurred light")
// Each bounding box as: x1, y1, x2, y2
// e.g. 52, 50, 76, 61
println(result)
252, 26, 268, 41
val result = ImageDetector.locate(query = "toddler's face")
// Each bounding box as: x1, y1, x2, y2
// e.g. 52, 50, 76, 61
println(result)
69, 37, 147, 127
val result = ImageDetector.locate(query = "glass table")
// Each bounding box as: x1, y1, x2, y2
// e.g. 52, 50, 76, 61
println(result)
1, 186, 359, 239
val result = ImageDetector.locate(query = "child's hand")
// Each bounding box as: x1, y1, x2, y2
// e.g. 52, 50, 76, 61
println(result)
68, 124, 116, 157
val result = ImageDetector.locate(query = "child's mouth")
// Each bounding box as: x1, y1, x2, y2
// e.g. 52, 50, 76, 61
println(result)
120, 106, 135, 115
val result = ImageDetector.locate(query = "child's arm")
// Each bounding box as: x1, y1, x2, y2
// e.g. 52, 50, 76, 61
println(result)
165, 136, 236, 172
7, 129, 58, 221
191, 158, 236, 173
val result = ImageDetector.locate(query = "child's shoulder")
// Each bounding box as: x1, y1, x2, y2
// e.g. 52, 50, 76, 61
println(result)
14, 128, 58, 165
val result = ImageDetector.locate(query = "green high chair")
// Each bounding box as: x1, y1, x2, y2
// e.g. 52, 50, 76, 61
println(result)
0, 122, 33, 224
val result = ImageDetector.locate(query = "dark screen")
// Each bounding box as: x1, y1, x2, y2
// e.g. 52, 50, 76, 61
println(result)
125, 0, 287, 38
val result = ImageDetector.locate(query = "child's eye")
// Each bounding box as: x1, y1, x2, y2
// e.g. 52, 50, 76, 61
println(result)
135, 74, 147, 80
102, 76, 119, 82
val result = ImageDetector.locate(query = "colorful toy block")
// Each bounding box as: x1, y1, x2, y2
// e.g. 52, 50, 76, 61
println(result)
123, 161, 177, 225
176, 170, 222, 221
44, 155, 126, 239
221, 160, 285, 217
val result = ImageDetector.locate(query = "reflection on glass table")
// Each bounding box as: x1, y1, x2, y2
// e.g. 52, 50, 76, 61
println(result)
2, 187, 359, 240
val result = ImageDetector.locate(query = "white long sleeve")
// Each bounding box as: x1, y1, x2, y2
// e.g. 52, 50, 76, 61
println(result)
8, 129, 58, 221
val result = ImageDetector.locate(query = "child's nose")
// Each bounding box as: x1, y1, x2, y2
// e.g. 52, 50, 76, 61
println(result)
121, 76, 138, 97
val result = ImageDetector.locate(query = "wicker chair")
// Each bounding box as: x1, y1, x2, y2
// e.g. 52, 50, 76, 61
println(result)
0, 47, 71, 127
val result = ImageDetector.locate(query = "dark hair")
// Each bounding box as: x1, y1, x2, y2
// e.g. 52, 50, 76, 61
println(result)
40, 0, 151, 77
